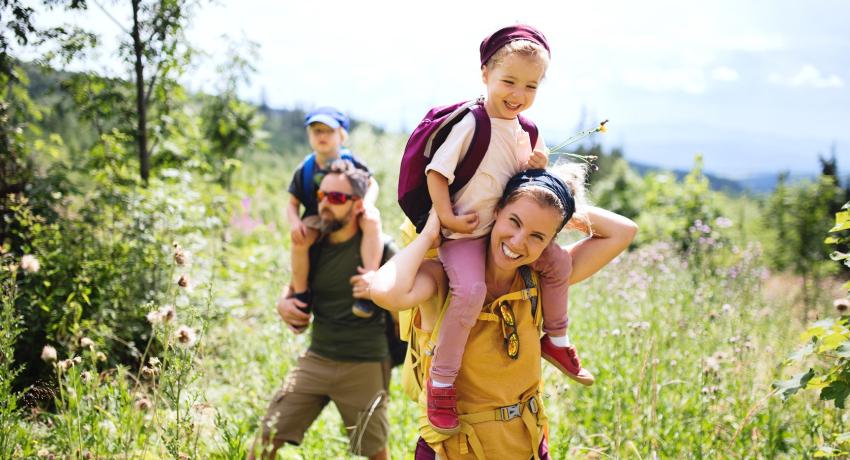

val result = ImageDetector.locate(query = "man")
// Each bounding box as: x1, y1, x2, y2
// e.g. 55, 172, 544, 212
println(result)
250, 160, 394, 460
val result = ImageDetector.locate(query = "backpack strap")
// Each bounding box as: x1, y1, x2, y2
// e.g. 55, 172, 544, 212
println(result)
450, 100, 491, 196
300, 149, 357, 209
518, 266, 540, 326
517, 115, 539, 151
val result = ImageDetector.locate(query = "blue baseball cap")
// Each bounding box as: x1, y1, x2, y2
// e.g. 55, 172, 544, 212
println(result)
304, 107, 350, 131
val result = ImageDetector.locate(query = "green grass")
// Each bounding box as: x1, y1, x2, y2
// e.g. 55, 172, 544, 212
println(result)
4, 126, 843, 459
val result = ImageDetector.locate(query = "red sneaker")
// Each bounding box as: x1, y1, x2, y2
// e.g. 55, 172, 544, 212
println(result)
426, 379, 460, 435
540, 335, 595, 386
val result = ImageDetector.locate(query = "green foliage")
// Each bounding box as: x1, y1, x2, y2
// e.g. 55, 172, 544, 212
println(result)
591, 157, 643, 219
775, 200, 850, 456
0, 268, 31, 458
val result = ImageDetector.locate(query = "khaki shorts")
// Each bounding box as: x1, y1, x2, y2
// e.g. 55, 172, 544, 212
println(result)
260, 351, 391, 457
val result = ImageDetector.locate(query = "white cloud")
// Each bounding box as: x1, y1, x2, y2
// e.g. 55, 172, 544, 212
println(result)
622, 67, 706, 94
769, 65, 844, 88
711, 66, 739, 82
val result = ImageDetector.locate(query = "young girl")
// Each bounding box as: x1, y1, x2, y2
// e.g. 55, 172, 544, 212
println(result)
423, 25, 593, 434
287, 107, 382, 320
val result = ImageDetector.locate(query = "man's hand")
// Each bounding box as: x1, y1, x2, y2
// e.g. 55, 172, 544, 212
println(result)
350, 266, 375, 299
276, 294, 311, 334
526, 148, 548, 170
290, 219, 307, 246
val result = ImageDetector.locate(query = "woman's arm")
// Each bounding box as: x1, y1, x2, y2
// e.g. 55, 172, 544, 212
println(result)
370, 212, 442, 311
567, 206, 638, 285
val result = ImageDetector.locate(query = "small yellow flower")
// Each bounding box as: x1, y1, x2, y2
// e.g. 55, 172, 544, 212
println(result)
597, 119, 609, 133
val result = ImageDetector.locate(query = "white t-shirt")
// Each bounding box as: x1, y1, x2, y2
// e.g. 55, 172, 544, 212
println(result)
424, 112, 545, 239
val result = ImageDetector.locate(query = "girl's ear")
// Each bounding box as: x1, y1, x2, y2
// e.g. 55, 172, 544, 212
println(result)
481, 65, 489, 85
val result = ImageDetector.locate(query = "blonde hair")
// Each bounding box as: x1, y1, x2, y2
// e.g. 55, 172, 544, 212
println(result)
484, 39, 550, 75
499, 162, 590, 234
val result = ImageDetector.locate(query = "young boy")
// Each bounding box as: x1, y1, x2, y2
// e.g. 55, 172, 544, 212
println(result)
286, 107, 383, 319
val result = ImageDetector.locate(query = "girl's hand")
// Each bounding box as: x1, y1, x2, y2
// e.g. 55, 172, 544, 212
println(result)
442, 211, 479, 235
526, 149, 548, 170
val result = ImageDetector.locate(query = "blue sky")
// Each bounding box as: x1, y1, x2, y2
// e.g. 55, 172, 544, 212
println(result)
35, 0, 850, 178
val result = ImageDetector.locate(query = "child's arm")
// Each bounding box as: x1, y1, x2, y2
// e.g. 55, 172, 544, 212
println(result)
426, 171, 479, 234
363, 177, 379, 207
287, 195, 307, 245
566, 206, 638, 285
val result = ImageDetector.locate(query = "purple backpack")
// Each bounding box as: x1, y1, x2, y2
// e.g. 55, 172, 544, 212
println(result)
398, 98, 539, 232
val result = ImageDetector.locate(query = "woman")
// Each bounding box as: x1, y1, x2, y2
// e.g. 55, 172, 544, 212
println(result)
369, 167, 638, 459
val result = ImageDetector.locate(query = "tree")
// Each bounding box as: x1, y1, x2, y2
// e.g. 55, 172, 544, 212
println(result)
111, 0, 196, 184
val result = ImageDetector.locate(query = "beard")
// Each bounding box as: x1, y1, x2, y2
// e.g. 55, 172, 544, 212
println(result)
318, 209, 351, 234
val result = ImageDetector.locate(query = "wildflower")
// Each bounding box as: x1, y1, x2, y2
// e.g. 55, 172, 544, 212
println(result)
670, 359, 677, 367
56, 359, 74, 371
611, 328, 621, 337
721, 304, 732, 314
159, 304, 176, 323
177, 274, 190, 288
175, 325, 197, 348
95, 351, 107, 362
72, 356, 82, 365
715, 217, 733, 229
596, 119, 608, 133
146, 310, 163, 325
178, 453, 191, 460
149, 357, 161, 366
141, 366, 157, 380
37, 448, 49, 457
173, 242, 187, 266
80, 371, 93, 383
41, 345, 57, 363
703, 356, 720, 374
835, 298, 850, 315
21, 254, 40, 273
80, 337, 95, 350
134, 397, 152, 411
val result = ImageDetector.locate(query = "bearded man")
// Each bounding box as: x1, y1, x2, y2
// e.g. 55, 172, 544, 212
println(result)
250, 160, 395, 460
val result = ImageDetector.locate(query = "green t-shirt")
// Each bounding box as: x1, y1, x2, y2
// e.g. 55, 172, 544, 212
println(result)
308, 232, 395, 362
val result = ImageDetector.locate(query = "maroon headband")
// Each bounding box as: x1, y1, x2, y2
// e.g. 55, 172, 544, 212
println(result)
479, 24, 551, 67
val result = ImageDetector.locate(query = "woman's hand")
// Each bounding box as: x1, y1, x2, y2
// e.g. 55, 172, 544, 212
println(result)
421, 210, 443, 249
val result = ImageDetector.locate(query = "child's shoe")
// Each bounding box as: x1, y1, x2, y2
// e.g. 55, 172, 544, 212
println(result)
426, 379, 460, 435
540, 335, 595, 386
352, 299, 376, 318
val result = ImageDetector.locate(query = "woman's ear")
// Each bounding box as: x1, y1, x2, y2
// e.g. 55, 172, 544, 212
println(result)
481, 65, 489, 85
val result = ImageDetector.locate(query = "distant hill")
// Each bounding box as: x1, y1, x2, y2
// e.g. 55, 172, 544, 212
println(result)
626, 161, 746, 194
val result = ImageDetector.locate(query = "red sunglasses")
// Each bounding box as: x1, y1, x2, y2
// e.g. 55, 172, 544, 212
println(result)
317, 190, 358, 205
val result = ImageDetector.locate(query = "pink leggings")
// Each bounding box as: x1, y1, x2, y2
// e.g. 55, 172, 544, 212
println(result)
431, 237, 572, 383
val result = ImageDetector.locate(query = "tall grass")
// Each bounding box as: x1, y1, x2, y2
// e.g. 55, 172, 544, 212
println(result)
3, 126, 842, 458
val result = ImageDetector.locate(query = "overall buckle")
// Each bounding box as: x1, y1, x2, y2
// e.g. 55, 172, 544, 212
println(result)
499, 402, 523, 421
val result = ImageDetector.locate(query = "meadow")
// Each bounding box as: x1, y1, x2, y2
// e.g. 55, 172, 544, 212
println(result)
3, 123, 848, 460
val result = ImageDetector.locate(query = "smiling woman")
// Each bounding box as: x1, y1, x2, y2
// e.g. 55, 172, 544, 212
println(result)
369, 166, 638, 458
